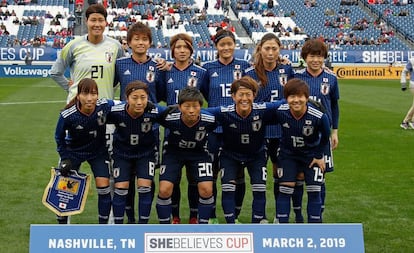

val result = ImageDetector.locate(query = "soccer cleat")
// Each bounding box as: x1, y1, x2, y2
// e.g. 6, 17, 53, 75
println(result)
208, 218, 219, 224
189, 217, 198, 224
400, 122, 410, 129
273, 217, 279, 224
172, 217, 181, 224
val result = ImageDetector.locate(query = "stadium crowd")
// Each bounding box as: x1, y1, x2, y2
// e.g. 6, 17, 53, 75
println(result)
1, 0, 412, 50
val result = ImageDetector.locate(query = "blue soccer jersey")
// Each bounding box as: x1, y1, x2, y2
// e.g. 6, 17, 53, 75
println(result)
55, 99, 114, 162
275, 102, 331, 159
206, 102, 280, 161
115, 56, 161, 102
294, 68, 340, 129
156, 62, 209, 105
107, 103, 162, 159
244, 64, 294, 139
159, 108, 218, 153
201, 58, 251, 107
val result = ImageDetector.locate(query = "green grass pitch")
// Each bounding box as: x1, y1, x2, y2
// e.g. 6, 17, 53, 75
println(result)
0, 77, 413, 252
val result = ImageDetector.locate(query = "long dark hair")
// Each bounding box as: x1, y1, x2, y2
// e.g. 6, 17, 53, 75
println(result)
253, 33, 281, 87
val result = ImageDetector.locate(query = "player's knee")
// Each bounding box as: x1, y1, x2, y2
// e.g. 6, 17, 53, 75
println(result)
296, 172, 305, 180
114, 181, 129, 189
95, 177, 110, 188
198, 187, 213, 198
158, 182, 173, 198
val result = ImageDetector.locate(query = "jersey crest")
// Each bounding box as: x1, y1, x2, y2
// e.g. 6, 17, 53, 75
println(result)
279, 74, 288, 86
195, 130, 207, 141
105, 51, 114, 63
234, 64, 242, 80
302, 120, 314, 136
141, 121, 152, 133
146, 66, 155, 82
252, 120, 262, 131
320, 78, 330, 95
187, 75, 198, 87
97, 110, 107, 125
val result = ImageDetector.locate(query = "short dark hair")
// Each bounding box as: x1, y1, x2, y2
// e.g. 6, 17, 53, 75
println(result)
230, 75, 258, 95
85, 4, 107, 20
283, 78, 309, 99
213, 29, 236, 45
300, 38, 328, 59
178, 87, 204, 106
127, 22, 152, 44
125, 81, 149, 98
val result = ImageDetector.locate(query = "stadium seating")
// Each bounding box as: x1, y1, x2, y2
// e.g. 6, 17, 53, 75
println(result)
0, 1, 73, 46
232, 0, 412, 50
0, 0, 413, 50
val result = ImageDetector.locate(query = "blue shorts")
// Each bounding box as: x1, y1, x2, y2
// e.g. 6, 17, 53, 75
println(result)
71, 152, 110, 179
324, 142, 334, 172
220, 151, 267, 185
159, 149, 213, 184
277, 153, 324, 186
112, 154, 156, 183
207, 132, 223, 156
266, 138, 280, 164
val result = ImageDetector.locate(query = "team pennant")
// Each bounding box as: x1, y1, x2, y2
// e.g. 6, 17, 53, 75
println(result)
42, 168, 91, 216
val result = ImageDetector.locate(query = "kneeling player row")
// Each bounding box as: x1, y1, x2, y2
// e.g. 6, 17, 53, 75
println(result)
54, 76, 330, 224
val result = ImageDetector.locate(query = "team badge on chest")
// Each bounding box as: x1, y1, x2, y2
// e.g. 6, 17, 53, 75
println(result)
105, 51, 114, 63
97, 110, 107, 125
234, 65, 242, 80
194, 130, 206, 141
279, 69, 288, 86
252, 119, 262, 131
187, 71, 198, 87
146, 66, 155, 82
279, 74, 288, 86
302, 120, 314, 136
141, 119, 152, 133
320, 78, 330, 95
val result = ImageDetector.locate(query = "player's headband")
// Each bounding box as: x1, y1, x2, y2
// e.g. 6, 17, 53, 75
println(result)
214, 31, 235, 45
